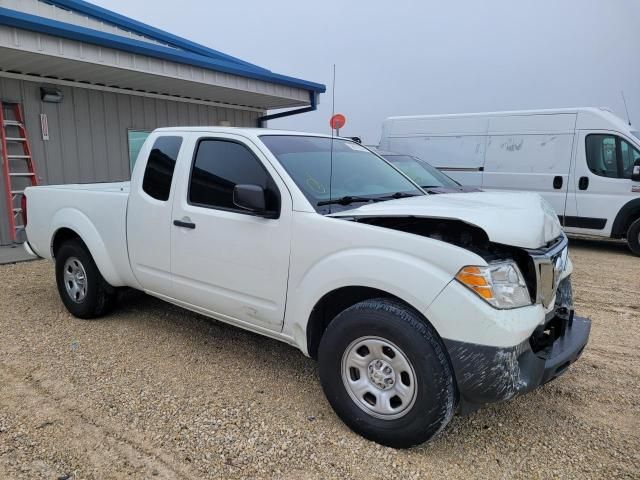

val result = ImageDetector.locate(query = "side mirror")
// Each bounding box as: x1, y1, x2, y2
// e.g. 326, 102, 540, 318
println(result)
632, 160, 640, 182
233, 184, 266, 214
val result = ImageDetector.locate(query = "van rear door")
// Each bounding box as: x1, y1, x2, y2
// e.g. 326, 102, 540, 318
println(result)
481, 113, 576, 219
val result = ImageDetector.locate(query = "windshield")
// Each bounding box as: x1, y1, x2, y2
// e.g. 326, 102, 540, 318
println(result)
382, 155, 459, 188
260, 135, 423, 213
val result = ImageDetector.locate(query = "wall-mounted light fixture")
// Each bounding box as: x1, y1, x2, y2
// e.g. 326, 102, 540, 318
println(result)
40, 86, 64, 103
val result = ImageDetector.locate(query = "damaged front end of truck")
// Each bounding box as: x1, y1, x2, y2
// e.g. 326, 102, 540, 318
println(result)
331, 209, 591, 414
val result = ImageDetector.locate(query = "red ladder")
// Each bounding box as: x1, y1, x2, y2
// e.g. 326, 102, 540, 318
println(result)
0, 103, 38, 242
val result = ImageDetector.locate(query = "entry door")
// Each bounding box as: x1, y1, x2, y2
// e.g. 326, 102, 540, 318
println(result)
571, 131, 640, 236
170, 136, 292, 331
127, 135, 184, 296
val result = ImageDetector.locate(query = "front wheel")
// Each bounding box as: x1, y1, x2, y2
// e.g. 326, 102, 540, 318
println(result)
55, 239, 116, 318
318, 298, 456, 448
627, 218, 640, 256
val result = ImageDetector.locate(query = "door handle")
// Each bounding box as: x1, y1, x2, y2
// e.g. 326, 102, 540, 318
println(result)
553, 176, 563, 189
173, 219, 196, 229
578, 176, 589, 191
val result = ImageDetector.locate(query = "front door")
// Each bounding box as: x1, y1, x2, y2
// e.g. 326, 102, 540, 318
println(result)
571, 131, 640, 236
170, 135, 292, 331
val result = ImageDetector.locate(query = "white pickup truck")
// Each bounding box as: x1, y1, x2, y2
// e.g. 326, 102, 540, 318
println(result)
24, 128, 590, 448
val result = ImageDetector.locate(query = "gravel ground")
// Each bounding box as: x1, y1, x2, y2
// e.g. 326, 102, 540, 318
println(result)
0, 238, 638, 479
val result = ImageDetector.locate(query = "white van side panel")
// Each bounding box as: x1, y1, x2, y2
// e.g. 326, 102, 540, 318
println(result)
487, 113, 576, 134
382, 116, 487, 136
381, 135, 487, 187
482, 133, 575, 215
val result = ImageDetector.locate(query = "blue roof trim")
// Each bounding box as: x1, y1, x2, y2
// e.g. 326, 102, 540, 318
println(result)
44, 0, 267, 71
0, 7, 326, 94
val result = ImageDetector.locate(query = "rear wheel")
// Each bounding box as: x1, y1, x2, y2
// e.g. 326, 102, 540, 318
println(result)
55, 239, 116, 318
318, 298, 456, 448
627, 218, 640, 256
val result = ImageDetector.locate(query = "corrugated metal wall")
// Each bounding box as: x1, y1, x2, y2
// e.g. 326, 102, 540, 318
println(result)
0, 76, 260, 245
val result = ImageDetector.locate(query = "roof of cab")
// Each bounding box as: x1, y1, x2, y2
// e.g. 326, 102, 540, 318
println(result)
151, 127, 335, 138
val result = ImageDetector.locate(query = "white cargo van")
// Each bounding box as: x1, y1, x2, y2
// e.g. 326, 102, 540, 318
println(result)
380, 108, 640, 254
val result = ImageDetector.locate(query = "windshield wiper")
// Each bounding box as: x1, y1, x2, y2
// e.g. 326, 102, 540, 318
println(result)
317, 196, 377, 207
377, 192, 421, 200
318, 192, 421, 207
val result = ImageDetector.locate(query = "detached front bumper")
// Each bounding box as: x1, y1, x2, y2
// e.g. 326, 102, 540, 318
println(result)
444, 308, 591, 414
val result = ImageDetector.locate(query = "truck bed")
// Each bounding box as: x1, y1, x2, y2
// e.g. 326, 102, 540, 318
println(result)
34, 181, 131, 193
25, 181, 138, 288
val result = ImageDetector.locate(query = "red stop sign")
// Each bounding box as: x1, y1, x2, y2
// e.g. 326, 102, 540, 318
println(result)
330, 113, 346, 130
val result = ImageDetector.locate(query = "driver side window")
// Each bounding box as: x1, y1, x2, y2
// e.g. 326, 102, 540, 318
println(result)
621, 139, 640, 179
586, 134, 640, 179
188, 139, 280, 214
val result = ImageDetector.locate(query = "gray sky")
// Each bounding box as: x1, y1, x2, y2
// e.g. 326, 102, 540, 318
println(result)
94, 0, 640, 144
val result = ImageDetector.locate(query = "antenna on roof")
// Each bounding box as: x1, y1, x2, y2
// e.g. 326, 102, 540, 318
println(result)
621, 90, 632, 126
328, 64, 336, 212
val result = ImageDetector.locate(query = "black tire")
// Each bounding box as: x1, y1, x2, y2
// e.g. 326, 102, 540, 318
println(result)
55, 239, 116, 319
318, 298, 456, 448
627, 218, 640, 256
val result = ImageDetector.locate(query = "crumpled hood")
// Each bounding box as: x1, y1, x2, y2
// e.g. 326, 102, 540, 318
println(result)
328, 191, 563, 249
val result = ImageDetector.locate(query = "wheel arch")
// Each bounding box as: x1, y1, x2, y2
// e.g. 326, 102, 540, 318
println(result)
51, 227, 84, 257
49, 209, 125, 286
305, 286, 449, 362
610, 198, 640, 238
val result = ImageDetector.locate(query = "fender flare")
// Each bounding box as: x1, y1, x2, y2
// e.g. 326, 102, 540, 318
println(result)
49, 208, 126, 286
283, 247, 464, 355
611, 198, 640, 238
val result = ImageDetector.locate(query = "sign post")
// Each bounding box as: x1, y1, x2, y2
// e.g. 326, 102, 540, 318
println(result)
329, 113, 346, 136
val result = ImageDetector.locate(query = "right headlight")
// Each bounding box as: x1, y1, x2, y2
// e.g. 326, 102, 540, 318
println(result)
455, 260, 531, 309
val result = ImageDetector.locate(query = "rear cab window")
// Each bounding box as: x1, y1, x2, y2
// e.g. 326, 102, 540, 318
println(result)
142, 136, 183, 201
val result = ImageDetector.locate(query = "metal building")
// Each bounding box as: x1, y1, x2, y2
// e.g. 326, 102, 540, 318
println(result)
0, 0, 325, 245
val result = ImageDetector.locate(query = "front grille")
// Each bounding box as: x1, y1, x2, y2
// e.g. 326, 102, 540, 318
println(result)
526, 235, 569, 308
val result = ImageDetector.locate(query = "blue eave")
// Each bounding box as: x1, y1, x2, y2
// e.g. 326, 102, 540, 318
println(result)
0, 6, 326, 94
44, 0, 265, 71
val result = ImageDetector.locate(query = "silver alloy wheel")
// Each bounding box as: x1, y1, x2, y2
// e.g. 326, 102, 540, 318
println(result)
63, 256, 88, 303
341, 336, 418, 419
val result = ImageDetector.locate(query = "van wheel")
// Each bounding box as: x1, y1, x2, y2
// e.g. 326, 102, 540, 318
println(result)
55, 239, 116, 318
318, 298, 456, 448
627, 218, 640, 256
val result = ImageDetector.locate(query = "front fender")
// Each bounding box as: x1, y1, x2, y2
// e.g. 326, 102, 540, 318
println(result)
283, 247, 457, 355
49, 208, 126, 287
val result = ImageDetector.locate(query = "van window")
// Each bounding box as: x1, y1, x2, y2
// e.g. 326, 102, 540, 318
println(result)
142, 136, 183, 201
189, 139, 280, 214
585, 134, 639, 179
621, 139, 640, 178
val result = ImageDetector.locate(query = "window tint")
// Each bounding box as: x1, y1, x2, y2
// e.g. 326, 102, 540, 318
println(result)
142, 136, 182, 201
189, 140, 279, 213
